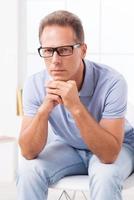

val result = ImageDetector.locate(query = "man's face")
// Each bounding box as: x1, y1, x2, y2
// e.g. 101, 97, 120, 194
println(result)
40, 25, 87, 81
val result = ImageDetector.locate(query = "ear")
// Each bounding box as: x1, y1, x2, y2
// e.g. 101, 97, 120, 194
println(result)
80, 43, 87, 59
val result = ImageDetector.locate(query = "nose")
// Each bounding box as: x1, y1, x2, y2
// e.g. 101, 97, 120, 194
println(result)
51, 51, 61, 63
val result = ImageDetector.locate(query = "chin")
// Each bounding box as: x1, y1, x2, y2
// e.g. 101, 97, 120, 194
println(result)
52, 76, 69, 81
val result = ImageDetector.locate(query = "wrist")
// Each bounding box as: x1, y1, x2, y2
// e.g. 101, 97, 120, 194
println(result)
69, 102, 83, 116
37, 104, 50, 119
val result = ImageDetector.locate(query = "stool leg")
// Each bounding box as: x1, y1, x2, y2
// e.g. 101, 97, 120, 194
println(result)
57, 190, 87, 200
64, 190, 72, 200
81, 191, 88, 200
57, 190, 72, 200
71, 191, 76, 200
57, 190, 65, 200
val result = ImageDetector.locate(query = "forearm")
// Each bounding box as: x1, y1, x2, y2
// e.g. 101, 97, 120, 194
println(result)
71, 103, 121, 163
19, 110, 49, 159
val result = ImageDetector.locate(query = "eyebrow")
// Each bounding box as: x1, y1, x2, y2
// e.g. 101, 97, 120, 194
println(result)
41, 44, 75, 48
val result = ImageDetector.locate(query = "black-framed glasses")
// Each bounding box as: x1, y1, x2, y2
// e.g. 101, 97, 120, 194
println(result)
38, 43, 81, 58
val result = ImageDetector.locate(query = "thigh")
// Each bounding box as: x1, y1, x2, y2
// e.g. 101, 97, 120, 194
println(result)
88, 144, 134, 181
20, 140, 87, 185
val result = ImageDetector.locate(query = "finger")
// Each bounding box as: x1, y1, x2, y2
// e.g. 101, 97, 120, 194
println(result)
46, 87, 61, 96
46, 93, 63, 104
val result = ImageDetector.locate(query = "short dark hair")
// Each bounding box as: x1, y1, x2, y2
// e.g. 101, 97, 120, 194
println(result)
39, 10, 84, 44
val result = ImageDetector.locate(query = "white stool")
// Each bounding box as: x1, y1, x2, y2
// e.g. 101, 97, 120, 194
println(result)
50, 173, 134, 200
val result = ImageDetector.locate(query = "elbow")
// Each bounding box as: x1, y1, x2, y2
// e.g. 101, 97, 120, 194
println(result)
99, 149, 120, 164
19, 138, 38, 160
20, 145, 38, 160
21, 151, 37, 160
100, 155, 117, 164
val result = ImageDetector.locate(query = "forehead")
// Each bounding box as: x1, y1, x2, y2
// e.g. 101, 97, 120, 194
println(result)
40, 25, 76, 47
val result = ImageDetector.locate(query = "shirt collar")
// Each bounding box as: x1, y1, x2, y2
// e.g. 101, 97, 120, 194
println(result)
79, 59, 95, 97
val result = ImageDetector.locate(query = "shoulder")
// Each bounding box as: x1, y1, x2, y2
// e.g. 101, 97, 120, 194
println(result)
85, 59, 127, 86
23, 70, 50, 92
23, 70, 49, 102
24, 70, 46, 86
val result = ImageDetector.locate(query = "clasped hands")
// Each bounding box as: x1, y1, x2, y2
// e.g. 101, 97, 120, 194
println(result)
45, 80, 81, 111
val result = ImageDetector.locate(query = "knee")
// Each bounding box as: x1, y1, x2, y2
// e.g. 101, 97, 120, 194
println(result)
17, 157, 48, 184
88, 156, 120, 186
18, 157, 38, 175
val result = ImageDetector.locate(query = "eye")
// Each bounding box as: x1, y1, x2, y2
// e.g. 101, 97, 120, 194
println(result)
43, 48, 53, 54
58, 47, 72, 55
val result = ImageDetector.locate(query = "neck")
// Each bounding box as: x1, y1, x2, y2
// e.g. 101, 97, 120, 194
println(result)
76, 60, 85, 91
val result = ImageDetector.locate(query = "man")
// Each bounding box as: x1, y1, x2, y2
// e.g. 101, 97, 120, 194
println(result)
17, 10, 134, 200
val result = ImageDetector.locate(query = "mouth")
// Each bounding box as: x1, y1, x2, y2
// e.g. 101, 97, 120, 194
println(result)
51, 70, 66, 74
50, 70, 67, 80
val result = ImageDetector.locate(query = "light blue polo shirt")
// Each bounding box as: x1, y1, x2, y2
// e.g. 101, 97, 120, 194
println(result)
23, 59, 134, 150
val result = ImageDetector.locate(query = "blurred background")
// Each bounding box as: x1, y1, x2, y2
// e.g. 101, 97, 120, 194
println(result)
0, 0, 134, 138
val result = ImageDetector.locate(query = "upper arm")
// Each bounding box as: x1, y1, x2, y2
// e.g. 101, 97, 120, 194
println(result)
22, 76, 41, 117
99, 76, 127, 146
100, 118, 125, 146
102, 76, 128, 119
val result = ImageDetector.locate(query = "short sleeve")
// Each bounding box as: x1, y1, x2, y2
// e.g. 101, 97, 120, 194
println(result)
22, 76, 41, 117
102, 76, 128, 119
